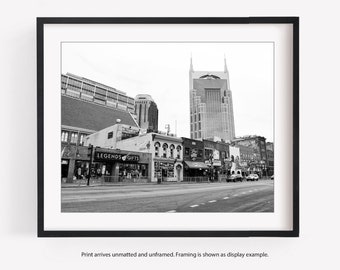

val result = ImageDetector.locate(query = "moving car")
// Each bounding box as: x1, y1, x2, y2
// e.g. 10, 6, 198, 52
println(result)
246, 174, 259, 181
227, 174, 243, 182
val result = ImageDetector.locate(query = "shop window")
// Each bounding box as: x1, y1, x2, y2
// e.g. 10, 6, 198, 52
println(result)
108, 131, 113, 139
221, 151, 226, 159
61, 131, 69, 142
70, 132, 78, 144
205, 149, 213, 159
119, 163, 148, 179
154, 162, 161, 178
74, 160, 89, 179
167, 167, 174, 177
61, 159, 69, 178
154, 142, 160, 157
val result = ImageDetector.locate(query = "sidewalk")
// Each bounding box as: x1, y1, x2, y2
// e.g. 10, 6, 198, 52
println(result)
61, 177, 273, 188
61, 179, 215, 188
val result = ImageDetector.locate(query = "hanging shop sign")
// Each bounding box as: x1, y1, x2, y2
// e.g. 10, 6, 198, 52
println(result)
190, 149, 198, 161
176, 164, 182, 170
239, 161, 248, 167
94, 151, 140, 162
158, 162, 174, 169
212, 160, 222, 166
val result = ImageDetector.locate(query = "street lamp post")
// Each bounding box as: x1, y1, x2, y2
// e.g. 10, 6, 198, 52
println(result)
209, 154, 214, 181
87, 144, 93, 186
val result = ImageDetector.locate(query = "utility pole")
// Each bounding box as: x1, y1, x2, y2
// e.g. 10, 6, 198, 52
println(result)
87, 144, 93, 186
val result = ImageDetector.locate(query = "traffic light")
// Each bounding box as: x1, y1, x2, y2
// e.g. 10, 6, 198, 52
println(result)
87, 144, 93, 157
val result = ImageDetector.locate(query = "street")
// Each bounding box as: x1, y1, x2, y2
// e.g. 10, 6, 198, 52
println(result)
61, 180, 274, 213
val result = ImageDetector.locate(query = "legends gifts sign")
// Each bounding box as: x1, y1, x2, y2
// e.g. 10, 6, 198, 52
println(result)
94, 151, 140, 162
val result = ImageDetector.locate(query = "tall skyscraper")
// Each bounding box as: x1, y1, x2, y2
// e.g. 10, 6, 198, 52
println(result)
135, 94, 159, 131
189, 56, 236, 142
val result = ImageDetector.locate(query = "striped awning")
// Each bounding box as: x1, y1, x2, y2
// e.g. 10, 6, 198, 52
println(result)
184, 161, 209, 169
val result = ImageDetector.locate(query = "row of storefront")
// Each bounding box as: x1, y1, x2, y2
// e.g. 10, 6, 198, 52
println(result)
61, 146, 152, 183
61, 124, 273, 183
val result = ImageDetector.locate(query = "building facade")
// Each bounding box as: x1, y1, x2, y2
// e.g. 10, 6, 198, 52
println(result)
203, 139, 229, 181
266, 142, 274, 176
134, 94, 159, 132
232, 135, 268, 177
116, 132, 183, 182
86, 127, 184, 183
61, 73, 139, 183
61, 73, 136, 114
84, 123, 141, 150
89, 147, 152, 183
229, 145, 242, 175
182, 137, 209, 180
189, 57, 236, 142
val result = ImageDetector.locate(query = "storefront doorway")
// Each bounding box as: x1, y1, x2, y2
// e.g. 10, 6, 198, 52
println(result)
61, 159, 69, 179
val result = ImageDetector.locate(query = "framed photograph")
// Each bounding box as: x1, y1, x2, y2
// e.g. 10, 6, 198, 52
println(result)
37, 17, 299, 237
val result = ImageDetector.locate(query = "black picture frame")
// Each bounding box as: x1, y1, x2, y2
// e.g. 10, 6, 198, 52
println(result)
37, 17, 299, 237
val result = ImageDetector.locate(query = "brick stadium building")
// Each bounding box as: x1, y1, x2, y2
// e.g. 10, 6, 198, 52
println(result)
61, 73, 138, 183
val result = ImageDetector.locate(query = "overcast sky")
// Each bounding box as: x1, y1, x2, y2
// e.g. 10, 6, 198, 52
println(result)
62, 42, 274, 142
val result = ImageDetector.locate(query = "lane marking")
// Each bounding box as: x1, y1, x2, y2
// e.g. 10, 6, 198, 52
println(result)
208, 200, 217, 203
167, 210, 176, 213
190, 205, 199, 208
223, 197, 229, 200
233, 194, 238, 197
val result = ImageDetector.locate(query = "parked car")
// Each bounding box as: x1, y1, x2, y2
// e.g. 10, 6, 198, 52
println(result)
270, 175, 274, 180
227, 174, 243, 182
246, 174, 259, 181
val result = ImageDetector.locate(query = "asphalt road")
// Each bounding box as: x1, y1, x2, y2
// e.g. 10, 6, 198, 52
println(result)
61, 180, 274, 213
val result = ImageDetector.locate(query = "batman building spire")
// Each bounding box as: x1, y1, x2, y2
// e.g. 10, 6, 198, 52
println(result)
190, 54, 194, 72
189, 57, 235, 142
224, 54, 228, 73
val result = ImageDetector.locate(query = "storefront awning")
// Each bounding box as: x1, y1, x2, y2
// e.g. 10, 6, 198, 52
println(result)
184, 161, 209, 169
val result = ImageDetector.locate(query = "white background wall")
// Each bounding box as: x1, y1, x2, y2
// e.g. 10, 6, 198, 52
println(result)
1, 0, 339, 269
